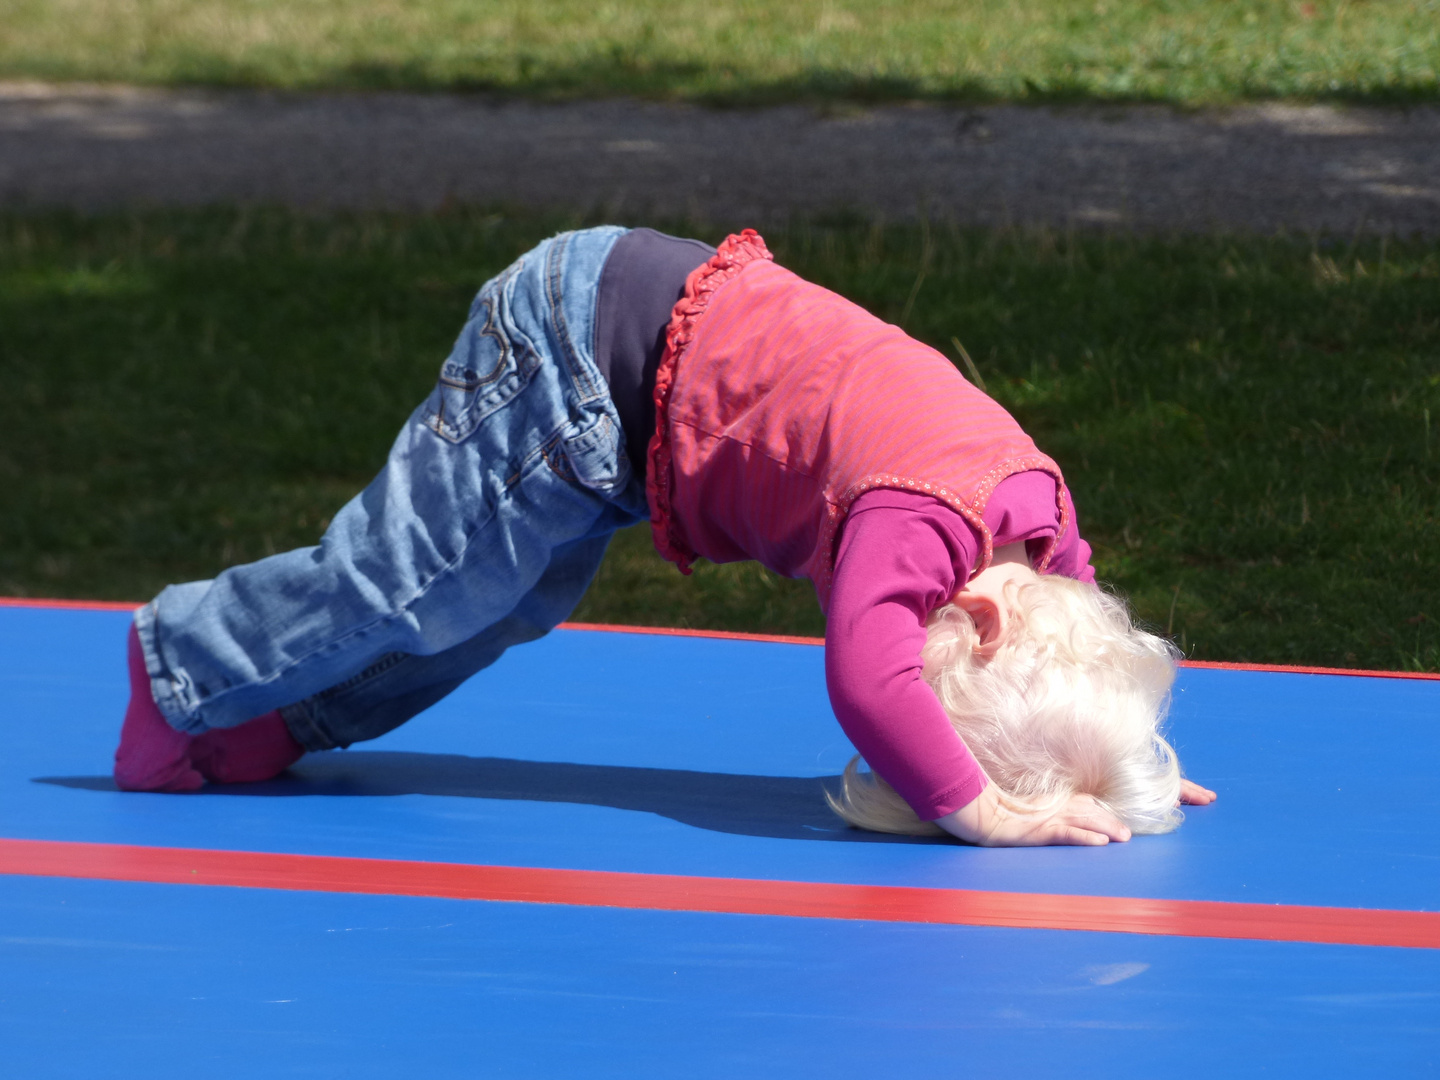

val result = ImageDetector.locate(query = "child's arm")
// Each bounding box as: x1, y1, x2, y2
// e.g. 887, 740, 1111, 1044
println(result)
826, 500, 991, 821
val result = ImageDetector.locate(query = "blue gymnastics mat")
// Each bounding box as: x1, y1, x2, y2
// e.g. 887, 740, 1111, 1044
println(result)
1, 605, 1437, 1078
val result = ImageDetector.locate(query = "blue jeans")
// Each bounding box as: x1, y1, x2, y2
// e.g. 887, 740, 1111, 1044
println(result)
136, 227, 647, 751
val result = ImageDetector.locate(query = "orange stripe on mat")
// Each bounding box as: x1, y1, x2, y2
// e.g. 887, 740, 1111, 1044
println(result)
2, 838, 1436, 949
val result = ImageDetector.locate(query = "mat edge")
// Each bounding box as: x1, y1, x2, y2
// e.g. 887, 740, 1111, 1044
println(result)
3, 598, 1435, 681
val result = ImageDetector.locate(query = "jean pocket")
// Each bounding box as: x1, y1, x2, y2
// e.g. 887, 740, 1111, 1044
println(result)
543, 413, 630, 496
424, 278, 537, 445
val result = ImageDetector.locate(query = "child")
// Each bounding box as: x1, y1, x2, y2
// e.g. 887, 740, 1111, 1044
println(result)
114, 226, 1215, 847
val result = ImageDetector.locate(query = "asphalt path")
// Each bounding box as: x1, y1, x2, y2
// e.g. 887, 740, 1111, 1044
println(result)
3, 81, 1438, 233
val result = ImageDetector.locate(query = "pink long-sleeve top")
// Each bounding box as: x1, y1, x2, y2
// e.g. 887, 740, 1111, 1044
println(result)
825, 472, 1095, 820
593, 229, 1096, 822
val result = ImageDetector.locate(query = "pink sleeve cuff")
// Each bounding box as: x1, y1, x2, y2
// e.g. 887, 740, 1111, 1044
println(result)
921, 770, 990, 822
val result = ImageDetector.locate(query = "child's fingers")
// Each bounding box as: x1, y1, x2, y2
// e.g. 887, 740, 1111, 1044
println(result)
1055, 797, 1131, 844
1179, 779, 1218, 805
1077, 795, 1132, 839
1063, 821, 1129, 844
1052, 825, 1111, 846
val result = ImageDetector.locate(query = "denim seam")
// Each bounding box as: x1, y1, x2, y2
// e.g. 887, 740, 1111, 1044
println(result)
546, 231, 604, 406
545, 233, 581, 395
310, 649, 410, 700
503, 434, 558, 491
278, 701, 334, 751
282, 648, 412, 750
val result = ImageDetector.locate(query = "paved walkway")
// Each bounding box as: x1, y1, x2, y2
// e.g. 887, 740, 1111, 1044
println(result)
3, 82, 1438, 233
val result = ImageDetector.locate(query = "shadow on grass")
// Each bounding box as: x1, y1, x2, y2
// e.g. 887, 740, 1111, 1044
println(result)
35, 751, 947, 845
119, 56, 1440, 108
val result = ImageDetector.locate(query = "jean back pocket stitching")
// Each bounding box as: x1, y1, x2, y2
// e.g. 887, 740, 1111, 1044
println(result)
424, 264, 531, 444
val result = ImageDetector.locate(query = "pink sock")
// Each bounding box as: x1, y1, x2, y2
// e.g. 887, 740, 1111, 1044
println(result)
190, 710, 305, 784
113, 624, 204, 793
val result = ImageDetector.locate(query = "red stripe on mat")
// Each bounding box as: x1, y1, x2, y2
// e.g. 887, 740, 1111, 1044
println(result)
560, 620, 826, 647
1176, 658, 1440, 681
0, 597, 139, 612
3, 599, 1437, 680
2, 838, 1436, 949
561, 622, 1440, 681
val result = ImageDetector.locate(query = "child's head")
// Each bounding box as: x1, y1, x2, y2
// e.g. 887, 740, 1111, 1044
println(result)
829, 564, 1184, 837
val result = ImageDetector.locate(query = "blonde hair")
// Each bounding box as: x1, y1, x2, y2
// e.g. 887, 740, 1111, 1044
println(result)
827, 575, 1184, 837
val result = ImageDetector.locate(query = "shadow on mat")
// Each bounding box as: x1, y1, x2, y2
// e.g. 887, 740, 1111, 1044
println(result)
36, 752, 947, 844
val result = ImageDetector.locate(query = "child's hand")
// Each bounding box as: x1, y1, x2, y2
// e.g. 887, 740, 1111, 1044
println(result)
934, 784, 1132, 847
1178, 778, 1217, 806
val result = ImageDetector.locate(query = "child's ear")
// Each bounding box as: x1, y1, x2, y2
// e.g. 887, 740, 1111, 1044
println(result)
955, 592, 1009, 659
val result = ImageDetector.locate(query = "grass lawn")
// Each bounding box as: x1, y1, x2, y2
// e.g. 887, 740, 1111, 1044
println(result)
1, 0, 1436, 106
1, 208, 1436, 671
